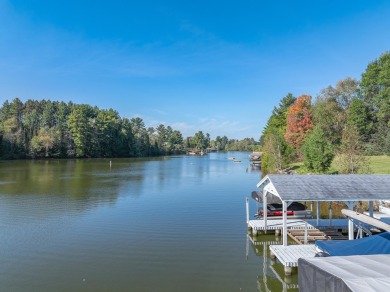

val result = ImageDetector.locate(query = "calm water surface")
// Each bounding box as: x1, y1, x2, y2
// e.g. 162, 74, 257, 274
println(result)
0, 152, 297, 291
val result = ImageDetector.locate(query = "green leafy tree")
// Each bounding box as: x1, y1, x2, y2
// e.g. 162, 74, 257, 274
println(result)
30, 127, 57, 158
312, 96, 345, 145
193, 131, 205, 150
41, 100, 57, 128
259, 94, 296, 173
361, 52, 390, 124
95, 109, 120, 157
261, 130, 292, 174
22, 109, 40, 143
130, 117, 150, 156
156, 124, 167, 149
119, 118, 135, 156
303, 126, 334, 173
261, 93, 296, 141
204, 133, 210, 149
317, 78, 359, 109
170, 130, 184, 151
1, 98, 25, 158
347, 98, 373, 143
68, 105, 95, 157
335, 123, 370, 174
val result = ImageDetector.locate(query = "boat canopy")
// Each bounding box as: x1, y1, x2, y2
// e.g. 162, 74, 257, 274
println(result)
298, 254, 390, 292
251, 191, 282, 204
316, 232, 390, 256
257, 174, 390, 202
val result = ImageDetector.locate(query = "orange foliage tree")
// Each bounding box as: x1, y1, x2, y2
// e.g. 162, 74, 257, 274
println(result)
284, 94, 313, 149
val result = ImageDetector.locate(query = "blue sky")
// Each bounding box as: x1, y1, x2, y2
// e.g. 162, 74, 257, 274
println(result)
1, 0, 390, 139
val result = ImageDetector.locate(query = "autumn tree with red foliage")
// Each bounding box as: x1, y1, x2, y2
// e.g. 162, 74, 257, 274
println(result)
284, 94, 313, 149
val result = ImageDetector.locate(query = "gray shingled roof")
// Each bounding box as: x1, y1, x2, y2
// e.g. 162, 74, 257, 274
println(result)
258, 174, 390, 201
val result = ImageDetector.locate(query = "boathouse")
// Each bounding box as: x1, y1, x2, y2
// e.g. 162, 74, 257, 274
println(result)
248, 174, 390, 275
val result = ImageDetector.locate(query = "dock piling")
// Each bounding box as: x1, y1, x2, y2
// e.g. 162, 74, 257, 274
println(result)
284, 266, 292, 276
304, 222, 308, 244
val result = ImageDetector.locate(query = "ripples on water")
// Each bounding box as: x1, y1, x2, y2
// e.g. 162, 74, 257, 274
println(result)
0, 153, 295, 291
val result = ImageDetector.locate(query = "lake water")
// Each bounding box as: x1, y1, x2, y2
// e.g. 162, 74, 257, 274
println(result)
0, 152, 298, 291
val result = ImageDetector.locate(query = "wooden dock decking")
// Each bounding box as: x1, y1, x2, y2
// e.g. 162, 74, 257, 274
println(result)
269, 244, 317, 268
248, 218, 349, 232
248, 219, 317, 232
288, 228, 348, 244
287, 229, 326, 244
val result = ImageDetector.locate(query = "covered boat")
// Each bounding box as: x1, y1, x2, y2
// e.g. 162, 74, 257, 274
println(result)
298, 254, 390, 292
315, 232, 390, 256
251, 191, 313, 219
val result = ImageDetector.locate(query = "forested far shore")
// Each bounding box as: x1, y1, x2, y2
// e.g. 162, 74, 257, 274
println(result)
0, 99, 259, 159
260, 51, 390, 175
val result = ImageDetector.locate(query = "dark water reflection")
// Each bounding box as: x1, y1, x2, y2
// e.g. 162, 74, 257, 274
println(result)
0, 152, 295, 291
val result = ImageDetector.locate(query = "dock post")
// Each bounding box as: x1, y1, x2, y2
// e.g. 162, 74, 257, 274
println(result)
348, 219, 354, 240
369, 201, 374, 217
263, 190, 268, 232
284, 266, 292, 276
316, 201, 320, 227
252, 228, 258, 237
347, 201, 355, 240
246, 235, 249, 260
304, 222, 308, 244
282, 201, 288, 247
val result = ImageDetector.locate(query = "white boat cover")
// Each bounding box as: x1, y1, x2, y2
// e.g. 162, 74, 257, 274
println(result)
298, 254, 390, 292
251, 191, 282, 204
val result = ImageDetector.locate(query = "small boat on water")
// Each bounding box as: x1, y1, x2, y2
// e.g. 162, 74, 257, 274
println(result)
228, 157, 235, 160
187, 150, 207, 156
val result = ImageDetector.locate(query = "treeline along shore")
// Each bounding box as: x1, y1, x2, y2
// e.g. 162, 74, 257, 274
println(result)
0, 99, 259, 159
260, 51, 390, 175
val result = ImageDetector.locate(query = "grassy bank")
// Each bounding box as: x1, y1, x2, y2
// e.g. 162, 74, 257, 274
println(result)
289, 155, 390, 174
367, 156, 390, 174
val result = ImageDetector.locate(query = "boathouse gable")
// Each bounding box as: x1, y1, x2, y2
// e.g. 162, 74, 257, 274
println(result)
257, 174, 390, 202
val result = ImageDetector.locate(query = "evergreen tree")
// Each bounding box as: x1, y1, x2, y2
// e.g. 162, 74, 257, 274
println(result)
303, 126, 334, 173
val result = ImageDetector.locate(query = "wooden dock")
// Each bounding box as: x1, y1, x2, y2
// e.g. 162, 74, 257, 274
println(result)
248, 219, 317, 235
287, 229, 326, 244
269, 244, 317, 275
248, 218, 350, 236
288, 228, 348, 244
